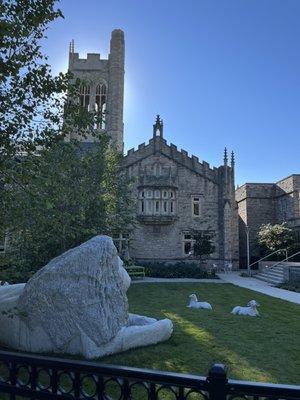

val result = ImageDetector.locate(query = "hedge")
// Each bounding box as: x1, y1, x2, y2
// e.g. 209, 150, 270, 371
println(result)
139, 261, 217, 279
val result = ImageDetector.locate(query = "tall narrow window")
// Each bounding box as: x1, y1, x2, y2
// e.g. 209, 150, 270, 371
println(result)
170, 202, 174, 213
163, 201, 168, 213
146, 200, 153, 214
155, 200, 160, 213
182, 233, 195, 256
112, 233, 129, 255
95, 83, 107, 129
79, 85, 90, 110
192, 196, 201, 217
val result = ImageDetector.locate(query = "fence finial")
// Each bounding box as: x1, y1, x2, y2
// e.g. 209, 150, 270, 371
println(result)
207, 364, 228, 400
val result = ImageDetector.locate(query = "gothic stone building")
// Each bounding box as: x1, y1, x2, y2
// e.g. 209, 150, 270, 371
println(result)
67, 29, 124, 152
122, 118, 239, 265
236, 175, 300, 265
67, 29, 239, 266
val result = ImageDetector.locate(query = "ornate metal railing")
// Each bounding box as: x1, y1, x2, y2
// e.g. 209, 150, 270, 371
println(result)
0, 350, 300, 400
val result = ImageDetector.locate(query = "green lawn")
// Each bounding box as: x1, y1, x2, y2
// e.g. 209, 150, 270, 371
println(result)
101, 283, 300, 385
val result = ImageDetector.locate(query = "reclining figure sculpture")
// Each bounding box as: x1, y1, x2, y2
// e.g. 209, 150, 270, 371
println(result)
0, 236, 173, 359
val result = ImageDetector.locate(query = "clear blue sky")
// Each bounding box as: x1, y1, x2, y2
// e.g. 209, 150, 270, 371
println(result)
44, 0, 300, 186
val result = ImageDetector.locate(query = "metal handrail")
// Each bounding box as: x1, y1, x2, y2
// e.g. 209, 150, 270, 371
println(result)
248, 248, 288, 270
266, 250, 300, 271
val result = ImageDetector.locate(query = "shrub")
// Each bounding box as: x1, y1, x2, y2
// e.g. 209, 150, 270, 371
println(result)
140, 261, 217, 279
277, 282, 300, 293
240, 272, 251, 277
0, 256, 35, 284
258, 223, 295, 255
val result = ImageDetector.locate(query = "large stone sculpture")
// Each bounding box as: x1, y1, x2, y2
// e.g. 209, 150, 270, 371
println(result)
0, 236, 173, 358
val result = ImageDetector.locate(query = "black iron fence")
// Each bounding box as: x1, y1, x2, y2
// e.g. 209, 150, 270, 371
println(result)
0, 350, 300, 400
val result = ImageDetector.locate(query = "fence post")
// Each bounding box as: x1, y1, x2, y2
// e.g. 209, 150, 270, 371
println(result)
206, 364, 228, 400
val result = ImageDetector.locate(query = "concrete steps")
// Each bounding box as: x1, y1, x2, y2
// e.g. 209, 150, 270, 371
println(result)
254, 265, 285, 285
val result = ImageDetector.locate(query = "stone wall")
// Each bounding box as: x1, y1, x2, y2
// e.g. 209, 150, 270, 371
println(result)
236, 183, 276, 262
275, 175, 300, 230
67, 30, 124, 152
124, 138, 219, 183
123, 136, 239, 265
236, 175, 300, 266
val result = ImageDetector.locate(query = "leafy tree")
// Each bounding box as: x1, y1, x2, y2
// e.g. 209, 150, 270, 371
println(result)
1, 0, 66, 159
0, 0, 96, 187
0, 0, 135, 283
1, 135, 135, 281
192, 230, 215, 261
258, 223, 295, 254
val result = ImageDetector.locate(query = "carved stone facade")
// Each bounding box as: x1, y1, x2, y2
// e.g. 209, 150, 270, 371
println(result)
236, 175, 300, 265
122, 117, 239, 266
66, 30, 239, 266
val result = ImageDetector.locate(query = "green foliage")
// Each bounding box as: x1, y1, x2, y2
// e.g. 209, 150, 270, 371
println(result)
140, 261, 217, 279
277, 282, 300, 293
240, 272, 251, 277
258, 223, 295, 254
1, 136, 135, 281
0, 0, 102, 163
0, 255, 35, 283
0, 1, 136, 282
192, 230, 215, 260
0, 0, 68, 160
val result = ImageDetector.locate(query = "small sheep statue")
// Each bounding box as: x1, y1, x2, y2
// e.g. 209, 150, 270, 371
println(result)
187, 294, 212, 310
231, 300, 260, 317
224, 261, 233, 273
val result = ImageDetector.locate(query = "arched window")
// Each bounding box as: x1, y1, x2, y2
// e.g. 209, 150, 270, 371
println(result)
95, 83, 107, 129
79, 85, 90, 110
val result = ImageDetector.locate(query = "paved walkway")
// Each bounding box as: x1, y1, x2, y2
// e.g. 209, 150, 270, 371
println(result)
132, 274, 300, 305
218, 272, 300, 305
131, 277, 226, 284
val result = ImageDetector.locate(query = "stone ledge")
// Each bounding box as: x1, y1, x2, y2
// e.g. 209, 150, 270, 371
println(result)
137, 215, 178, 225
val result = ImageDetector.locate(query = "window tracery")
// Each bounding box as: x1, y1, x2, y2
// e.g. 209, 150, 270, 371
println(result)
79, 85, 90, 110
95, 83, 107, 129
138, 189, 176, 216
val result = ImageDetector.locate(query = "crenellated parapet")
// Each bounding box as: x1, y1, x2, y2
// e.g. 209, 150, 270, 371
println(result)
123, 135, 223, 183
67, 30, 125, 152
69, 53, 109, 71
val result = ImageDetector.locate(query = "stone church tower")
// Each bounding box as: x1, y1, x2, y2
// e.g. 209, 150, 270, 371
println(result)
68, 29, 124, 152
66, 29, 239, 266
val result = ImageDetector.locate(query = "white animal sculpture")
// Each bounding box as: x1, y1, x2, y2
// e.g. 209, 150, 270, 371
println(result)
224, 261, 233, 273
0, 235, 173, 359
187, 294, 212, 310
231, 300, 260, 317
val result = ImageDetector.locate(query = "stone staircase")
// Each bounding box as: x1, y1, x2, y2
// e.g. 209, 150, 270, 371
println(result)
254, 264, 285, 285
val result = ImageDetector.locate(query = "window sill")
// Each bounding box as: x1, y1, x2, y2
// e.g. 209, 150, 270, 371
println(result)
137, 215, 178, 225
